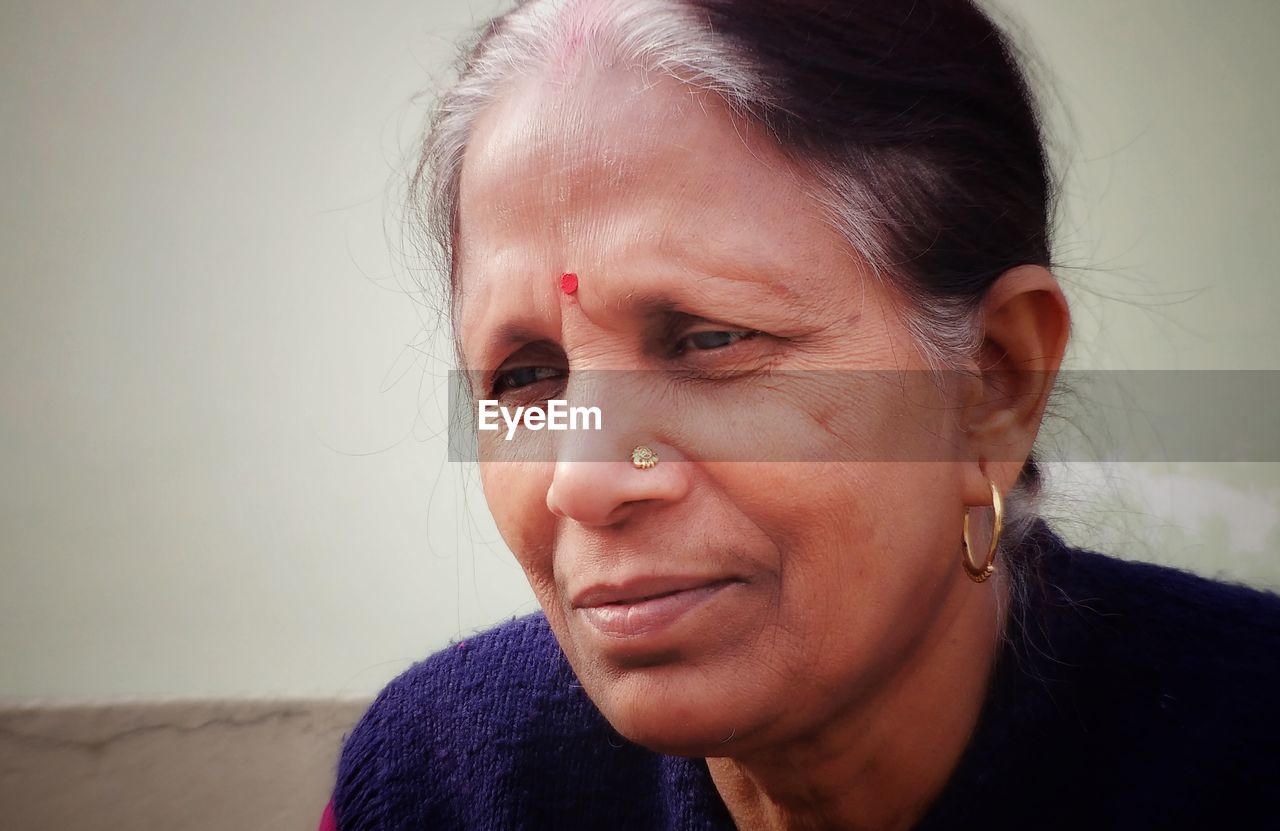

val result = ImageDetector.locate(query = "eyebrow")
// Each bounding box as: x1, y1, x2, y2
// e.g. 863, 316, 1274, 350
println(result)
614, 290, 679, 318
468, 322, 547, 371
610, 262, 798, 311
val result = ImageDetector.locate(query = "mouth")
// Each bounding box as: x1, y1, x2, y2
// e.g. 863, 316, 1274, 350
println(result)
571, 576, 743, 640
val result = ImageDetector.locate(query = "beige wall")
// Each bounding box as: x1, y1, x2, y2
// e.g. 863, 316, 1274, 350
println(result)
1, 0, 1278, 827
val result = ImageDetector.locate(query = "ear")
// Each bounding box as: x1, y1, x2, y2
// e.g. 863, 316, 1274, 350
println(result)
961, 265, 1071, 505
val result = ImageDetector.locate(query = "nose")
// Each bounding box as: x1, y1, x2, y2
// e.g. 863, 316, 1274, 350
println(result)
545, 440, 690, 527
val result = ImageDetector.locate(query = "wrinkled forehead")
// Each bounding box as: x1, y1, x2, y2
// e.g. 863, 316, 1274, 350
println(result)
452, 64, 819, 341
458, 66, 745, 236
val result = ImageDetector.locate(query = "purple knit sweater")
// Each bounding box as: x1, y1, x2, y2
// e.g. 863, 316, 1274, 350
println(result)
330, 520, 1280, 829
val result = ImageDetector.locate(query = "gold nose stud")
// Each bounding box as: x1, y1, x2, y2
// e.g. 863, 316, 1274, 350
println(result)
631, 445, 659, 470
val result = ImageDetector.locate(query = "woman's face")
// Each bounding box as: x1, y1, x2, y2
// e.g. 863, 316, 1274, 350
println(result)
455, 65, 977, 755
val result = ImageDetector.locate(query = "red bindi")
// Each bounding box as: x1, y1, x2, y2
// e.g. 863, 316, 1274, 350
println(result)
559, 272, 579, 295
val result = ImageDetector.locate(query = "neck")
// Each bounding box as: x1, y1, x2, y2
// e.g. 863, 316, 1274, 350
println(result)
706, 563, 1012, 831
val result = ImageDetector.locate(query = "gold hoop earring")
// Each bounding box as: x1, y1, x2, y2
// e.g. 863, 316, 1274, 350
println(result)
631, 445, 659, 470
962, 478, 1003, 583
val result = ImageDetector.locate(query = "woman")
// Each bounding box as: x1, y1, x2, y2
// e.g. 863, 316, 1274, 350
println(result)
323, 0, 1280, 828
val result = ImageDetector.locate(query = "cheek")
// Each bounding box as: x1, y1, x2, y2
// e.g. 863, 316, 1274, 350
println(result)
724, 460, 963, 675
757, 372, 967, 600
480, 462, 557, 593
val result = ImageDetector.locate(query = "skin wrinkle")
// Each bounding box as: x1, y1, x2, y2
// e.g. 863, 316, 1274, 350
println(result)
461, 72, 823, 366
455, 54, 1068, 831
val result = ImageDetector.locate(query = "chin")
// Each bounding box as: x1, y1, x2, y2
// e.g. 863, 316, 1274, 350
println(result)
587, 665, 763, 757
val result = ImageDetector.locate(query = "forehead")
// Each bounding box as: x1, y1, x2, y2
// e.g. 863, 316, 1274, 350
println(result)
460, 66, 702, 229
454, 63, 840, 357
459, 65, 804, 234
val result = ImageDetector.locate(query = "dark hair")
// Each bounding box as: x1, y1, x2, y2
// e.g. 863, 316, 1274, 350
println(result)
695, 0, 1054, 295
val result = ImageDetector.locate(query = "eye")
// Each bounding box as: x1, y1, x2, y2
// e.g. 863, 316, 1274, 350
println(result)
491, 365, 566, 396
673, 329, 760, 355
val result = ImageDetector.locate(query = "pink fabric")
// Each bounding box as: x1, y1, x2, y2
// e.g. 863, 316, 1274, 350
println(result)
318, 799, 338, 831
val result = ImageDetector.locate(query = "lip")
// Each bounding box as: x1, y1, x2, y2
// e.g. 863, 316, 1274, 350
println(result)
571, 576, 740, 640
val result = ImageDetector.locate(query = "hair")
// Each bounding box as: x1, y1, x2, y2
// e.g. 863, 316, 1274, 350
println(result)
407, 0, 1062, 591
